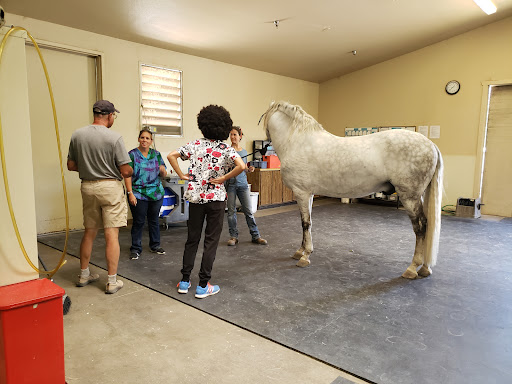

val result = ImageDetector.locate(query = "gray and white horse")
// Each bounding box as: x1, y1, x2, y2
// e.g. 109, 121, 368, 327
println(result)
262, 101, 443, 279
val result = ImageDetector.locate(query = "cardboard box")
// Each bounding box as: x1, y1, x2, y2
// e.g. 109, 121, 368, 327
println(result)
456, 197, 482, 218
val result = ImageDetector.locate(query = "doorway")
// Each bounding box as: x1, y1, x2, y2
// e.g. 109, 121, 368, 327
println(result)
25, 43, 101, 233
480, 84, 512, 217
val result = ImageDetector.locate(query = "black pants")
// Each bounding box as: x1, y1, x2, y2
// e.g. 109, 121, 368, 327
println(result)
181, 201, 225, 285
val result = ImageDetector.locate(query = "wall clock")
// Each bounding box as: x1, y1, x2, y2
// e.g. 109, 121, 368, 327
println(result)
445, 80, 460, 95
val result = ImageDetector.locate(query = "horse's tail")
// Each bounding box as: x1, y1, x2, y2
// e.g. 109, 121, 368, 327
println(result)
423, 146, 444, 267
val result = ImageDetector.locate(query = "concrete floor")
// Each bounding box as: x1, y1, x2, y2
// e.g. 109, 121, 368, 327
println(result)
39, 200, 365, 384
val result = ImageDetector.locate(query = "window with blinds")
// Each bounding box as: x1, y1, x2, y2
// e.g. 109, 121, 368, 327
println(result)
140, 64, 182, 136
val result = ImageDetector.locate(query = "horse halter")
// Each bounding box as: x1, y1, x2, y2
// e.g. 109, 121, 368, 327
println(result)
245, 143, 271, 158
258, 102, 276, 125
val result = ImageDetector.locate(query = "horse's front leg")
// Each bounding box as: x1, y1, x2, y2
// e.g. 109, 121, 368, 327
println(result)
293, 193, 314, 267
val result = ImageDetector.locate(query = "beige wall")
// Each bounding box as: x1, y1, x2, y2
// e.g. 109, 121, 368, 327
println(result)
9, 14, 318, 165
7, 14, 318, 232
319, 17, 512, 206
0, 27, 38, 286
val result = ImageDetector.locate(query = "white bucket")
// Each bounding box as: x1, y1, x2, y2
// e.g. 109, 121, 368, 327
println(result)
235, 191, 259, 214
248, 192, 259, 214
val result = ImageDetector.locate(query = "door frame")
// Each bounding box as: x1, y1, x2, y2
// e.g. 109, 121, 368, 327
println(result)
474, 79, 512, 199
24, 38, 104, 232
25, 38, 104, 100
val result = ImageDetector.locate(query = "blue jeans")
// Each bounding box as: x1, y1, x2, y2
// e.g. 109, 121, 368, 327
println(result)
227, 185, 260, 240
129, 198, 163, 253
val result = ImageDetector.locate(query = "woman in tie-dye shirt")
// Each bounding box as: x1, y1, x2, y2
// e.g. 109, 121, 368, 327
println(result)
125, 128, 167, 260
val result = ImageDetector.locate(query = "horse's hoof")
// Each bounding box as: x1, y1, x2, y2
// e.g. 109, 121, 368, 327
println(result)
292, 251, 303, 260
401, 269, 418, 279
417, 265, 432, 277
296, 258, 311, 268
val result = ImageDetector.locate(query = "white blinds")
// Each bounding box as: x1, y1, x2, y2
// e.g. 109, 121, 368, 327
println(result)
140, 64, 182, 136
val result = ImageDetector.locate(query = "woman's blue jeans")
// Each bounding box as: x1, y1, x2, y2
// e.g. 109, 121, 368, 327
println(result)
226, 185, 260, 240
129, 197, 163, 253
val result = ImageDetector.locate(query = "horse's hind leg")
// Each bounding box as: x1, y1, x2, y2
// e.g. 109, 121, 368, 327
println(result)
400, 196, 428, 279
292, 192, 314, 267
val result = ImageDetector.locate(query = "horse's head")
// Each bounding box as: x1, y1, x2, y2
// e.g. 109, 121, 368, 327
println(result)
262, 101, 320, 141
259, 101, 324, 163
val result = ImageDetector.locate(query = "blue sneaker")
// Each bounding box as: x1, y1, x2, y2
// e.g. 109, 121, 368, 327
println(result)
177, 281, 191, 294
195, 282, 220, 299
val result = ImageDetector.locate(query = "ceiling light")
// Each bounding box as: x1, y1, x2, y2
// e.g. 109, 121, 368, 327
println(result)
473, 0, 497, 15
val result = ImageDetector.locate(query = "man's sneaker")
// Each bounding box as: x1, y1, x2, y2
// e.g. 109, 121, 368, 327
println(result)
76, 273, 100, 287
195, 282, 220, 299
227, 238, 238, 246
150, 247, 166, 255
252, 237, 268, 245
177, 281, 192, 294
105, 280, 124, 294
130, 251, 140, 260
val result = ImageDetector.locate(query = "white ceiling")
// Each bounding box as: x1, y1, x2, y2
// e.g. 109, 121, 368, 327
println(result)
3, 0, 512, 83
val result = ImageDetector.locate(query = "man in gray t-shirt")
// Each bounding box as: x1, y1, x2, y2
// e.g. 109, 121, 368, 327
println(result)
67, 100, 133, 294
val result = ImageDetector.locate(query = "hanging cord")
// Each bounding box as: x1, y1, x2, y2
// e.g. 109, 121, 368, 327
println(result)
441, 204, 456, 215
0, 26, 68, 278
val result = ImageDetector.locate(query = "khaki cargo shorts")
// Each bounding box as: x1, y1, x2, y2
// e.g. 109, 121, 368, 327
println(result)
81, 179, 127, 229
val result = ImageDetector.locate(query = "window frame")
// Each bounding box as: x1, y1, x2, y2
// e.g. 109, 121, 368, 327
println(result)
139, 62, 183, 137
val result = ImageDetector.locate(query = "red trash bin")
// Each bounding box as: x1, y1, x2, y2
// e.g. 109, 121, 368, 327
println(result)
0, 278, 66, 384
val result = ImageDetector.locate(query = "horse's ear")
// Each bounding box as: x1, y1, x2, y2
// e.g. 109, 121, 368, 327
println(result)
269, 100, 275, 107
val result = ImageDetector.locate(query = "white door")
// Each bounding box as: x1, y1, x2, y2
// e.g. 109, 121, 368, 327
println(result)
481, 84, 512, 217
26, 45, 98, 233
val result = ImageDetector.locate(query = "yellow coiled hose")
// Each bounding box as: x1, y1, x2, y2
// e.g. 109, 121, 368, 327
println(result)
0, 26, 68, 278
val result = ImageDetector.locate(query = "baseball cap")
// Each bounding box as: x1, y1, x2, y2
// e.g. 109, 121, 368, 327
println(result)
92, 100, 120, 114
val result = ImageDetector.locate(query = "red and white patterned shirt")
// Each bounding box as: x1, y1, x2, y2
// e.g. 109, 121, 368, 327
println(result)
179, 138, 240, 204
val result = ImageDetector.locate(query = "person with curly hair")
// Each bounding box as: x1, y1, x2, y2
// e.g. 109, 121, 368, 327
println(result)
167, 105, 245, 299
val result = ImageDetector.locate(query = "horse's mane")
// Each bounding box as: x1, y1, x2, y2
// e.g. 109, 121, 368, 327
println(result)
264, 101, 325, 133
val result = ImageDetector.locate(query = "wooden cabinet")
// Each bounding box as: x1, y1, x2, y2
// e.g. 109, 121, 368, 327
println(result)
247, 169, 294, 207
